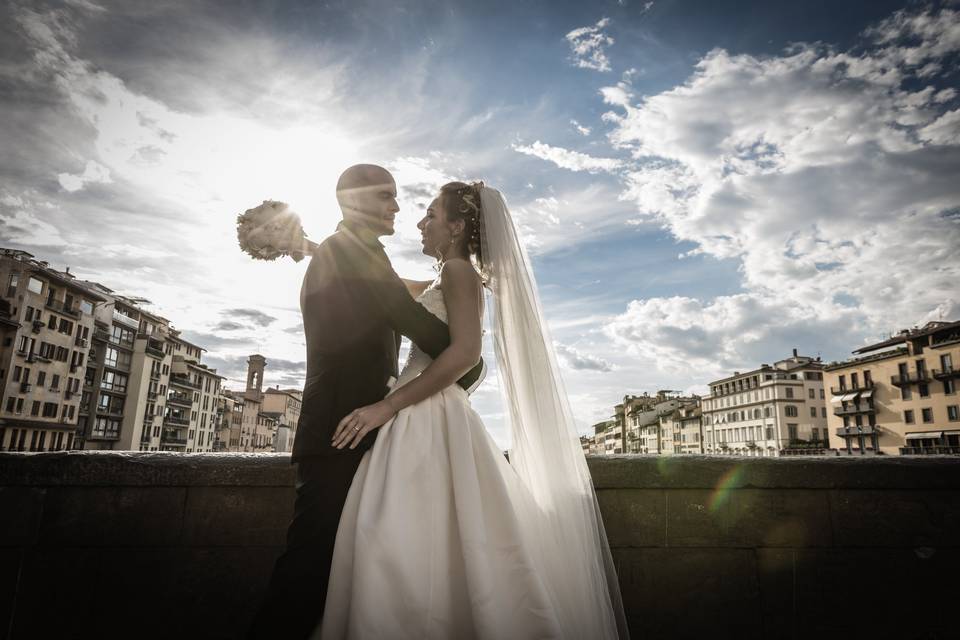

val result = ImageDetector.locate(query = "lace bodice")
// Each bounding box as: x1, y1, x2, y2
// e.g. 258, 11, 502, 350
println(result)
397, 281, 447, 384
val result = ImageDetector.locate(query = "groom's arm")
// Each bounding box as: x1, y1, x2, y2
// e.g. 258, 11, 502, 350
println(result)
335, 239, 484, 390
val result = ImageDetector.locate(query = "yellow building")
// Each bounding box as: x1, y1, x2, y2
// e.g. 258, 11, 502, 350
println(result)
824, 320, 960, 455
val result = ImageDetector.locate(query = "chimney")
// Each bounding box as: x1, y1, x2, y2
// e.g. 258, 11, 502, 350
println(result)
792, 348, 798, 358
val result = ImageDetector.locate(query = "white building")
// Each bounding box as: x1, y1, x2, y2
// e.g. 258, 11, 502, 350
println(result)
702, 349, 830, 456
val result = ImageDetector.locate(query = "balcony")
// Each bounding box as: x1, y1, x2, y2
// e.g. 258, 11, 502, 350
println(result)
932, 367, 960, 380
164, 415, 190, 427
890, 371, 931, 386
833, 403, 876, 416
19, 383, 32, 393
167, 394, 193, 408
160, 430, 188, 446
145, 344, 166, 359
31, 319, 43, 333
75, 337, 88, 348
835, 425, 879, 437
829, 380, 875, 396
900, 445, 960, 455
93, 328, 110, 342
112, 310, 139, 328
170, 374, 201, 390
87, 428, 120, 441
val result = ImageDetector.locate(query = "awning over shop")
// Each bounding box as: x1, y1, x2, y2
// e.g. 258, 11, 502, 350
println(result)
830, 395, 844, 404
840, 392, 859, 402
859, 388, 874, 399
905, 431, 943, 440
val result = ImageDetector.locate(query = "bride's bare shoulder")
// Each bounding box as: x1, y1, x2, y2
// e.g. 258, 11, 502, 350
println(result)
439, 259, 482, 292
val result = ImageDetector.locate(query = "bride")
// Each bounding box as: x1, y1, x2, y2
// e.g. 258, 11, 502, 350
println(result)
318, 182, 628, 639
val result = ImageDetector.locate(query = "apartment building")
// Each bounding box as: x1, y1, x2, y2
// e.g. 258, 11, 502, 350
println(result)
658, 402, 704, 455
0, 250, 104, 452
622, 391, 694, 455
591, 418, 620, 455
214, 390, 244, 451
824, 320, 960, 455
261, 387, 302, 453
702, 350, 830, 456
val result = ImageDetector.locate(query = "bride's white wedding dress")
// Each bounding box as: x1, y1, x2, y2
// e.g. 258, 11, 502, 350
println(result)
318, 280, 564, 639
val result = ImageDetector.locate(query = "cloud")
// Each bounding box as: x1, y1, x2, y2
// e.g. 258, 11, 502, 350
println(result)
555, 343, 614, 372
570, 119, 591, 136
512, 141, 623, 173
592, 4, 960, 355
565, 17, 614, 72
212, 320, 247, 332
606, 295, 859, 378
58, 159, 112, 192
223, 308, 278, 327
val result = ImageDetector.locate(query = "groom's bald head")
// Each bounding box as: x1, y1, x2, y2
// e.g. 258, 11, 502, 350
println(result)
336, 164, 399, 236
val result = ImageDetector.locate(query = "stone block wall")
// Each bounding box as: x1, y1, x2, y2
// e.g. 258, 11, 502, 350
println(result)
1, 452, 958, 639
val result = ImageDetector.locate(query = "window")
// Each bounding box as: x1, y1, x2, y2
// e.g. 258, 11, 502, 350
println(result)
808, 388, 815, 399
922, 408, 933, 423
58, 318, 73, 335
36, 371, 46, 386
6, 273, 19, 297
27, 276, 43, 294
851, 373, 859, 389
948, 406, 960, 422
104, 347, 119, 367
80, 300, 93, 315
788, 424, 798, 441
821, 407, 827, 418
864, 370, 872, 385
785, 387, 794, 399
31, 401, 40, 416
764, 407, 771, 418
919, 383, 930, 398
785, 405, 798, 417
42, 402, 57, 418
810, 407, 817, 418
820, 389, 825, 399
838, 375, 846, 390
812, 427, 819, 442
944, 379, 956, 395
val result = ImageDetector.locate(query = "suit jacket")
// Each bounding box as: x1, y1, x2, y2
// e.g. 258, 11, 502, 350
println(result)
292, 223, 483, 461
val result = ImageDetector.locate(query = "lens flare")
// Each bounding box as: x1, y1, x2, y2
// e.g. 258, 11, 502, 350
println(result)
708, 465, 744, 513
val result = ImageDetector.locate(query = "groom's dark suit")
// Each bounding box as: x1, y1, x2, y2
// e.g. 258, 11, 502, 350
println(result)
248, 221, 482, 639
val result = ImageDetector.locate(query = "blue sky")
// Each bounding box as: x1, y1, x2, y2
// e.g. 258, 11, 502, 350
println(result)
2, 0, 958, 445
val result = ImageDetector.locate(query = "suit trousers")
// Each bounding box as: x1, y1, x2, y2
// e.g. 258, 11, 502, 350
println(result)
247, 452, 365, 639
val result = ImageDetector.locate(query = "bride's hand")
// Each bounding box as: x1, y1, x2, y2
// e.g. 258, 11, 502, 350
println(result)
332, 398, 398, 450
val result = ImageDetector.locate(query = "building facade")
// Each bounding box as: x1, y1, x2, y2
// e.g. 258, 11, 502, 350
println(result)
0, 250, 104, 452
824, 320, 960, 456
702, 350, 830, 456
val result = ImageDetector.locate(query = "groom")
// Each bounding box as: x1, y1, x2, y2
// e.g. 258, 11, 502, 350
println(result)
248, 164, 484, 639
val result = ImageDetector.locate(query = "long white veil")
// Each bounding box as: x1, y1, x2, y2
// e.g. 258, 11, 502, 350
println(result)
479, 187, 629, 639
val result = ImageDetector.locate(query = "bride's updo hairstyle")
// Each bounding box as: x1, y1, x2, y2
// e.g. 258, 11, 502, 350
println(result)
438, 181, 485, 270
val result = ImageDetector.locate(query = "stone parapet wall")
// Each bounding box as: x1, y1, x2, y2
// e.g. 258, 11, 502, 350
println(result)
1, 452, 958, 639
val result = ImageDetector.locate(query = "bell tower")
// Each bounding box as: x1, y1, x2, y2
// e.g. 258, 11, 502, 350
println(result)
245, 354, 266, 402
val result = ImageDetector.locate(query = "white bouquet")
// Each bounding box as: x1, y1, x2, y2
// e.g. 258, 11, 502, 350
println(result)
236, 200, 317, 262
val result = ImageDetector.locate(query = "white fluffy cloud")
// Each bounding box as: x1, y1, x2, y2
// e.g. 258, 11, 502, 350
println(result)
598, 5, 960, 367
565, 18, 614, 72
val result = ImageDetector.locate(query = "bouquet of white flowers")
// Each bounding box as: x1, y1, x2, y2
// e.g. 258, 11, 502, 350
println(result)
236, 200, 317, 262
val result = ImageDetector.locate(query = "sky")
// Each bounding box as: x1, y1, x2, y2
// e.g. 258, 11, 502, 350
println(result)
1, 0, 958, 447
